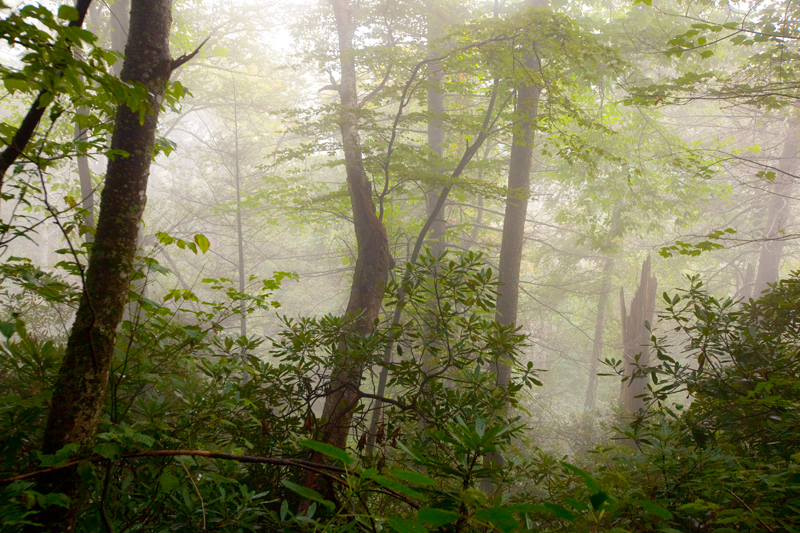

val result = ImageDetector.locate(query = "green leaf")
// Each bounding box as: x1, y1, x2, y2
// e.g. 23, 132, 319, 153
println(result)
280, 480, 334, 511
386, 516, 426, 533
474, 507, 520, 533
543, 503, 577, 521
506, 503, 551, 514
373, 475, 428, 501
360, 468, 379, 479
159, 472, 180, 491
36, 491, 71, 509
57, 5, 79, 21
389, 469, 437, 486
194, 233, 210, 254
0, 321, 15, 338
417, 507, 460, 527
590, 491, 610, 511
3, 78, 29, 94
93, 443, 121, 460
561, 461, 600, 492
636, 499, 673, 519
299, 440, 354, 465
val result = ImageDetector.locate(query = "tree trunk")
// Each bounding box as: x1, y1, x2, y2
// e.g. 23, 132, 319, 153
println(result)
109, 0, 131, 77
620, 256, 657, 413
493, 0, 546, 387
425, 2, 447, 258
30, 1, 173, 530
314, 0, 392, 454
74, 0, 130, 243
584, 257, 613, 409
753, 119, 799, 297
75, 120, 95, 242
483, 0, 546, 493
232, 76, 247, 341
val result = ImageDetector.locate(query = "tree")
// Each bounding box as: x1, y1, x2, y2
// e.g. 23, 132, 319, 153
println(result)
753, 118, 799, 296
492, 0, 547, 388
30, 0, 176, 529
620, 256, 657, 414
310, 0, 392, 459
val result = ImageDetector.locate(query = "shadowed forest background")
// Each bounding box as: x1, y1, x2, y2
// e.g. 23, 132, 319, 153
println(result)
1, 0, 800, 531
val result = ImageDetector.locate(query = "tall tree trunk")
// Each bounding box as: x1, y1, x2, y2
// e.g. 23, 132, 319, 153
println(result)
75, 120, 95, 242
365, 3, 449, 453
314, 0, 392, 455
74, 0, 131, 243
753, 119, 799, 297
109, 0, 131, 78
425, 2, 447, 257
492, 0, 546, 387
620, 256, 657, 413
30, 1, 173, 530
584, 257, 613, 409
232, 76, 247, 341
483, 0, 546, 493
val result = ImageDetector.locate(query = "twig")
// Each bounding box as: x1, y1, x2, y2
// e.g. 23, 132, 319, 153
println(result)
179, 458, 206, 532
171, 36, 211, 71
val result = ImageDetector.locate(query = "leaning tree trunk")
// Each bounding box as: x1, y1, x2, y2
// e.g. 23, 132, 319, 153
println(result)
30, 1, 173, 530
620, 256, 657, 413
752, 119, 799, 297
313, 0, 392, 456
584, 257, 614, 409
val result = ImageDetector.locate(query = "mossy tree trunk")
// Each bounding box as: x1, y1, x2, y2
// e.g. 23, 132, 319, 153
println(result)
30, 1, 173, 530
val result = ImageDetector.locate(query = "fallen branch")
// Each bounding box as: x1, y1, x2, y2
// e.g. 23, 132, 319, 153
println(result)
0, 449, 345, 485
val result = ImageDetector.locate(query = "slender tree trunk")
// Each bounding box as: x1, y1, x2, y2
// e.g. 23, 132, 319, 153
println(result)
313, 0, 392, 456
232, 76, 247, 341
493, 0, 546, 387
363, 3, 501, 457
74, 0, 131, 243
29, 1, 173, 530
753, 119, 799, 296
75, 120, 95, 242
425, 2, 447, 257
584, 257, 613, 409
620, 256, 657, 413
482, 0, 546, 494
109, 0, 131, 78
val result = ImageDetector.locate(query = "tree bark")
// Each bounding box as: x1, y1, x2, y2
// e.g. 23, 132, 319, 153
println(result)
30, 1, 173, 530
314, 0, 392, 454
620, 256, 657, 413
753, 119, 799, 297
584, 257, 613, 409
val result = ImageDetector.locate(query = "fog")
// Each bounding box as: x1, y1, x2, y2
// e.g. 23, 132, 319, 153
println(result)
1, 0, 799, 530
